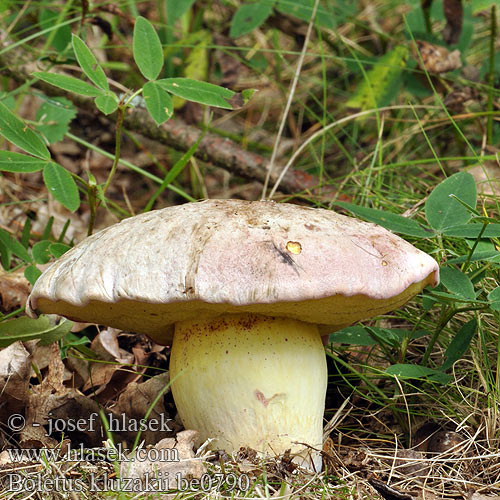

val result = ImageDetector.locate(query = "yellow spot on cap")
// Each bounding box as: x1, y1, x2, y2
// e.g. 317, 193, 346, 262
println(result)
286, 241, 302, 255
381, 260, 388, 266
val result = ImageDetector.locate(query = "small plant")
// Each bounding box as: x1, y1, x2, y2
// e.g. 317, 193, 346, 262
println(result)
330, 171, 499, 383
0, 16, 252, 223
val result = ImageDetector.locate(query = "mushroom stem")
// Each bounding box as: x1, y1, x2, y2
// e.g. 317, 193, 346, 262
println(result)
170, 313, 327, 469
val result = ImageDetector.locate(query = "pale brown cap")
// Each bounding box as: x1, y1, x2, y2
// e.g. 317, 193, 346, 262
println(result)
26, 199, 439, 343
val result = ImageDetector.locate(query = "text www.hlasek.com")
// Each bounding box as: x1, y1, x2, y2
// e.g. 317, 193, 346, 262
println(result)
7, 443, 177, 463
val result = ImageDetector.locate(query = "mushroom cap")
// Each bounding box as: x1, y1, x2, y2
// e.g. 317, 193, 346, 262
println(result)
26, 199, 439, 343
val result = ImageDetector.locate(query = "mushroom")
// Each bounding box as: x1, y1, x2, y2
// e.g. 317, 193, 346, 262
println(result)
26, 199, 439, 469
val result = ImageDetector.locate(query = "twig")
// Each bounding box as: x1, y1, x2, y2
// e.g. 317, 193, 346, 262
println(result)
0, 41, 312, 195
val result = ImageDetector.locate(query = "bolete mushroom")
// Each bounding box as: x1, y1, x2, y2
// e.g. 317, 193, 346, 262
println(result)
26, 199, 439, 469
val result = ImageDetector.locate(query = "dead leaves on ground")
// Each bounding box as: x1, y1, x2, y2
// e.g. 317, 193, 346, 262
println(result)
412, 40, 462, 74
121, 430, 206, 489
0, 328, 178, 478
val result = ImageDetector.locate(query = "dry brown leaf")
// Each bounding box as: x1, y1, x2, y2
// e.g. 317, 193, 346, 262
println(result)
0, 342, 32, 420
443, 85, 477, 112
468, 494, 500, 500
385, 449, 430, 478
21, 343, 68, 448
83, 328, 140, 398
468, 163, 500, 196
91, 328, 134, 363
14, 343, 102, 448
83, 362, 122, 392
25, 341, 53, 373
417, 490, 441, 500
414, 40, 462, 73
113, 372, 170, 420
120, 430, 206, 491
0, 268, 31, 313
111, 372, 174, 445
64, 352, 90, 389
19, 343, 102, 448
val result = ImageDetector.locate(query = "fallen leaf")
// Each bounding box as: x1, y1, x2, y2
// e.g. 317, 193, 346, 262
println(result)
21, 343, 68, 448
0, 342, 32, 420
92, 328, 134, 364
386, 449, 430, 478
120, 430, 206, 491
443, 85, 477, 112
468, 494, 500, 500
468, 163, 500, 196
413, 40, 462, 73
0, 267, 31, 313
111, 372, 174, 445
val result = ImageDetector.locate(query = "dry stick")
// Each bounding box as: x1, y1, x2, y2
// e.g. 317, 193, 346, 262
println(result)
0, 44, 309, 195
261, 0, 321, 200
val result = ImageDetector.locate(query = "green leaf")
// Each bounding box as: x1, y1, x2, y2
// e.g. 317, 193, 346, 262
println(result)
329, 326, 428, 346
36, 97, 77, 144
49, 243, 71, 258
24, 264, 42, 285
336, 202, 433, 237
0, 316, 73, 348
34, 72, 103, 97
133, 16, 164, 81
0, 101, 50, 160
60, 332, 91, 358
165, 0, 196, 23
43, 162, 80, 212
441, 319, 477, 371
430, 290, 478, 304
346, 46, 409, 110
184, 30, 211, 82
38, 318, 73, 346
488, 287, 500, 310
241, 88, 258, 105
72, 34, 109, 90
425, 172, 477, 231
156, 78, 235, 109
386, 364, 451, 384
143, 81, 173, 125
0, 228, 32, 263
230, 1, 275, 38
276, 0, 336, 29
95, 94, 119, 115
170, 30, 212, 110
447, 250, 500, 264
0, 151, 47, 173
39, 9, 71, 52
32, 240, 53, 264
0, 240, 11, 270
439, 267, 475, 300
21, 218, 31, 249
442, 223, 500, 238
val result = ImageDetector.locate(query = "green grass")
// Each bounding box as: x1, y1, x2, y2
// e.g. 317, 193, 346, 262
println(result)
1, 0, 500, 497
